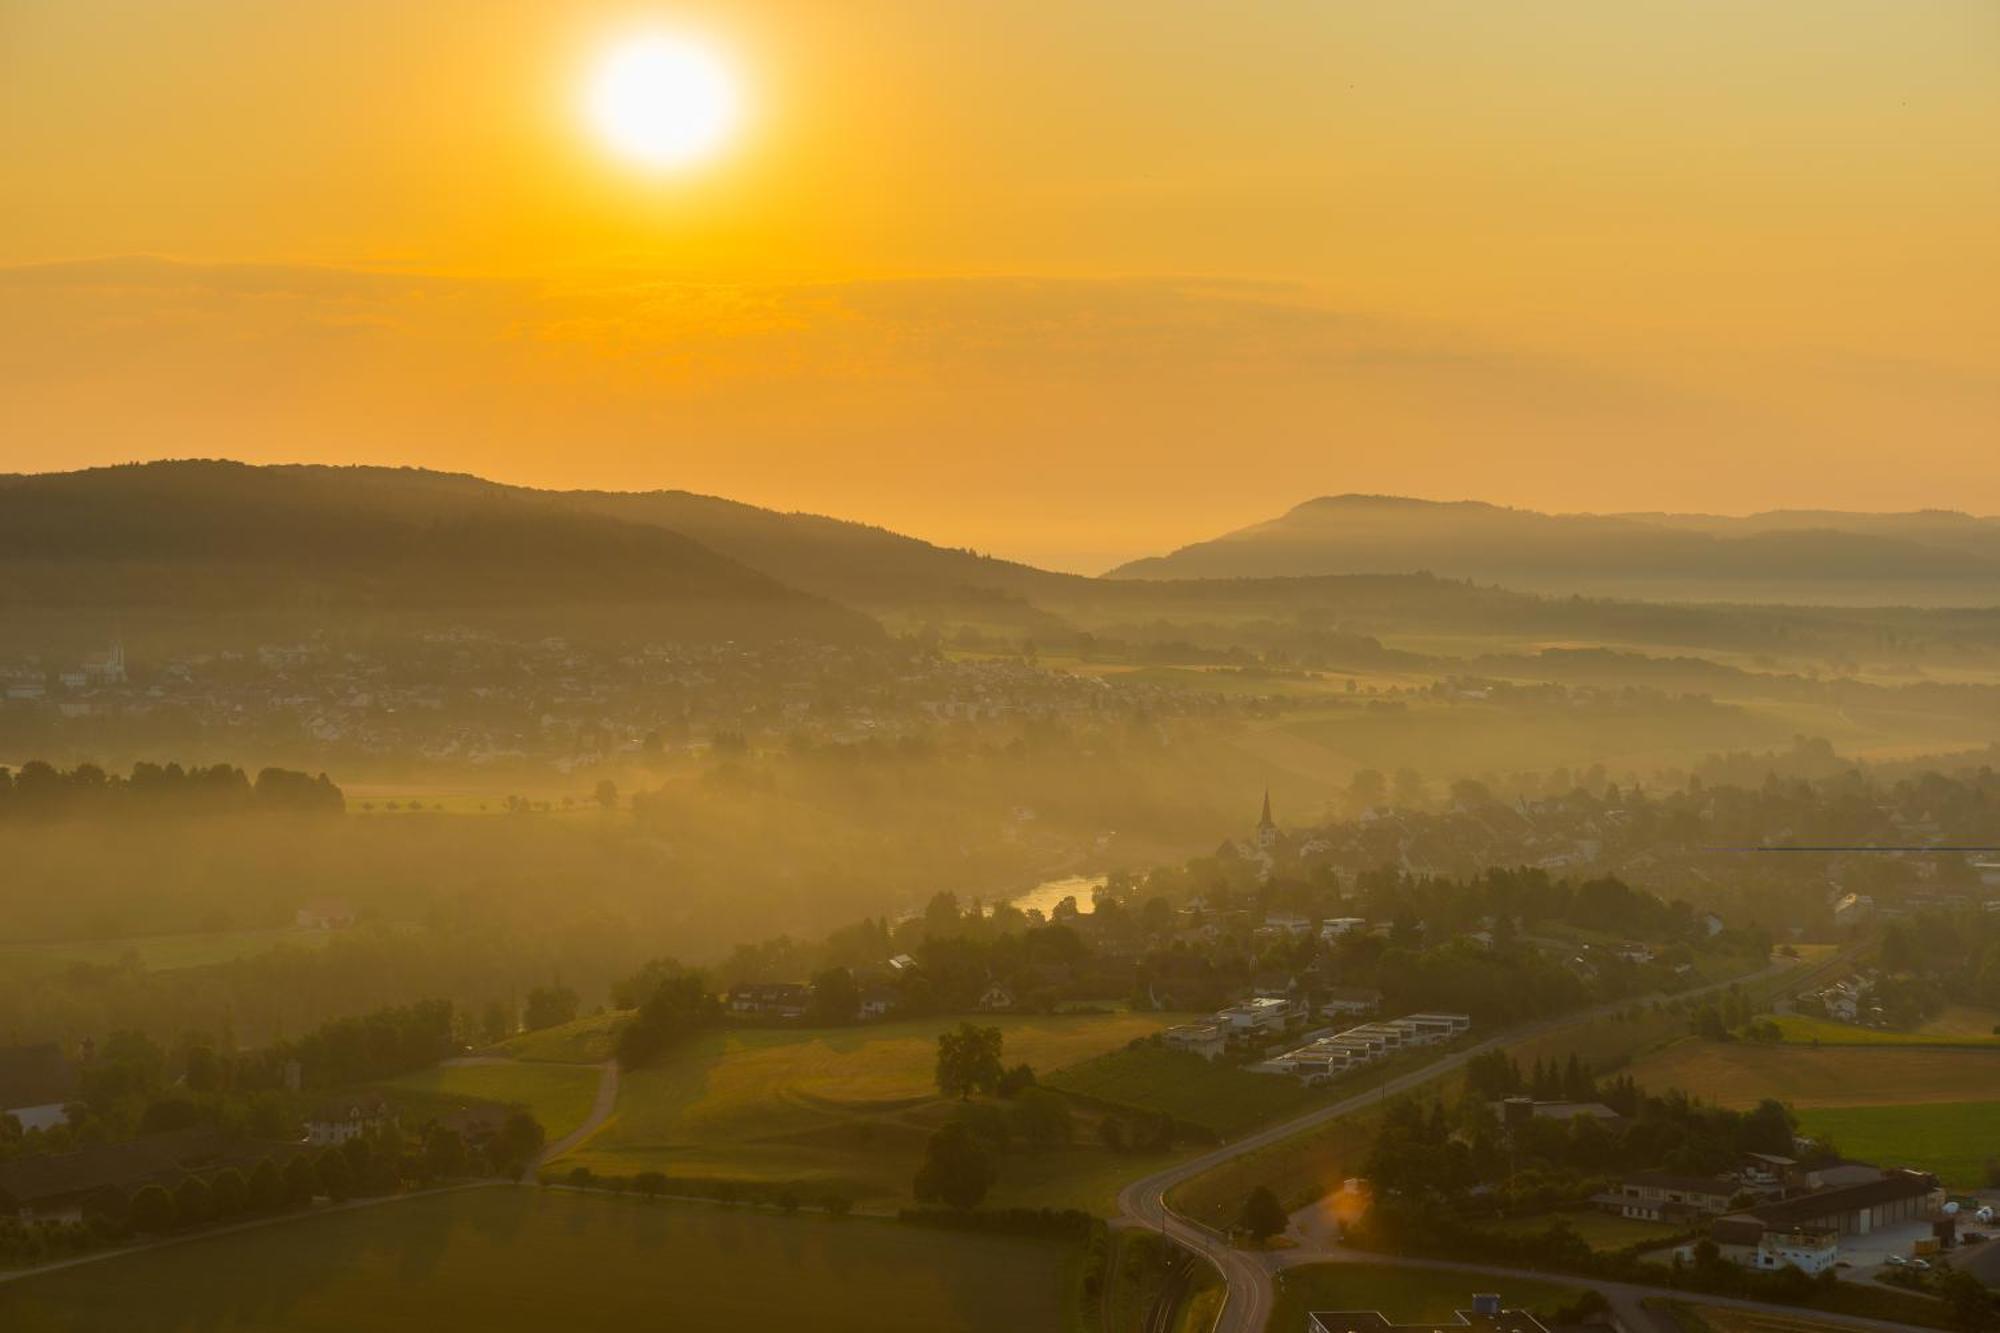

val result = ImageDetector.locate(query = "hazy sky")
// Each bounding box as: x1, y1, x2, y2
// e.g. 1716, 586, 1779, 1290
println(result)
3, 1, 1996, 570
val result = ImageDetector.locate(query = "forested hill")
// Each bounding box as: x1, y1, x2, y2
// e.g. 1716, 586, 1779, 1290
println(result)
1107, 494, 2000, 597
0, 461, 880, 645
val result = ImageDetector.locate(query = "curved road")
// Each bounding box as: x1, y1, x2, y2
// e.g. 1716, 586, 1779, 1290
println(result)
1113, 950, 1893, 1333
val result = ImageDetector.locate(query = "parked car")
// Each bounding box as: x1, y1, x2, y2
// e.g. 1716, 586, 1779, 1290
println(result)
1908, 1258, 1932, 1271
1885, 1255, 1907, 1267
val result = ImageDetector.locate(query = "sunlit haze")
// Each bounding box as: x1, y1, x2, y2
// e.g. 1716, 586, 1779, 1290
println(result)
3, 9, 2000, 1329
4, 2, 1996, 567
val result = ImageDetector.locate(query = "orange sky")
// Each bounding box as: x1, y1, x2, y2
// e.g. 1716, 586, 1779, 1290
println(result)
3, 0, 1996, 571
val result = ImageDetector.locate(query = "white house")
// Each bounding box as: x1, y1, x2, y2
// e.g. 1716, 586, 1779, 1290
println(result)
1215, 996, 1299, 1033
0, 1044, 78, 1134
1162, 1022, 1228, 1060
306, 1094, 394, 1146
1261, 912, 1314, 938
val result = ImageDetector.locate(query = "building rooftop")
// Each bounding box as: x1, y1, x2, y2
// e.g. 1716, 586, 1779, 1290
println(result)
1748, 1169, 1937, 1228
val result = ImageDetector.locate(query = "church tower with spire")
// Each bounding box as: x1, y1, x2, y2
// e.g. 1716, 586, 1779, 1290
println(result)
1255, 787, 1277, 849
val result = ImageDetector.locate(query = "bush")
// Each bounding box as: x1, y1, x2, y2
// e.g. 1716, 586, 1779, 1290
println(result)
128, 1184, 175, 1233
209, 1166, 248, 1219
173, 1175, 213, 1228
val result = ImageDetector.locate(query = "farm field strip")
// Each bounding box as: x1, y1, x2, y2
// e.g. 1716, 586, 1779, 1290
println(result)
0, 1187, 1077, 1333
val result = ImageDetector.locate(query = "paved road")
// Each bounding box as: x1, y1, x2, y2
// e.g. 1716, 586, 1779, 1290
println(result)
533, 1059, 619, 1178
1112, 950, 1873, 1333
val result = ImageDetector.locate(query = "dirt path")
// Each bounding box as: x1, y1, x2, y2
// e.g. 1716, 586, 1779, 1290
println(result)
533, 1058, 619, 1177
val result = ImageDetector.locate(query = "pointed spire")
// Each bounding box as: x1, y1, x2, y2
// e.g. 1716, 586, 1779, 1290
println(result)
1258, 787, 1274, 830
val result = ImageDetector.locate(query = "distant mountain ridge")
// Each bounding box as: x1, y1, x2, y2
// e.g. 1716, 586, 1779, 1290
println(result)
1107, 494, 2000, 588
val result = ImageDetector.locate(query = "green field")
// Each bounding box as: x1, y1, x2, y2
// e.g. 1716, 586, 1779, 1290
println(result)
1268, 1262, 1586, 1329
0, 1187, 1078, 1333
562, 1011, 1178, 1209
490, 1012, 625, 1063
372, 1061, 603, 1140
1625, 1039, 2000, 1109
1045, 1045, 1319, 1138
1794, 1102, 2000, 1188
1770, 1012, 2000, 1049
1167, 1106, 1388, 1231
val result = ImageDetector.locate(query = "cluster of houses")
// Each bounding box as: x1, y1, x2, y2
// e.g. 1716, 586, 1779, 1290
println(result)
0, 631, 1230, 771
1155, 987, 1471, 1085
1258, 1012, 1473, 1084
0, 1093, 509, 1226
1593, 1151, 1952, 1274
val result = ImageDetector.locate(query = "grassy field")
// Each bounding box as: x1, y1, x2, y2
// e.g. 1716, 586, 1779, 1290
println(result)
1770, 1012, 2000, 1048
1793, 1102, 2000, 1188
490, 1012, 625, 1063
0, 1187, 1079, 1333
1167, 1105, 1389, 1230
1267, 1263, 1586, 1330
561, 1011, 1179, 1209
372, 1061, 603, 1140
1653, 1299, 1876, 1333
1045, 1046, 1319, 1138
1624, 1038, 2000, 1108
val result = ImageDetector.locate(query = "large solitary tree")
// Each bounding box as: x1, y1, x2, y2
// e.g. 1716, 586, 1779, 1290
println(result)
934, 1022, 1004, 1100
1238, 1185, 1288, 1242
912, 1122, 996, 1211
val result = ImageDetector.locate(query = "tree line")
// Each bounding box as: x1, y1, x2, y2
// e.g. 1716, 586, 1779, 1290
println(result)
0, 760, 344, 817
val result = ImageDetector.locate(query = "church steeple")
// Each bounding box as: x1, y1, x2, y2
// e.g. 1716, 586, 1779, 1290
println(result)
1258, 788, 1274, 831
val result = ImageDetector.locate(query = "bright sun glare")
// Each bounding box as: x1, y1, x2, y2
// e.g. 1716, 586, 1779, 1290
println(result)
585, 33, 741, 170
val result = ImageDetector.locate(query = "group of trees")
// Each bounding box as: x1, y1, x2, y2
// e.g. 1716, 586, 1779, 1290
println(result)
1365, 1074, 1820, 1216
613, 960, 721, 1066
3, 1002, 460, 1165
2, 1108, 541, 1265
910, 1026, 1078, 1211
0, 760, 344, 818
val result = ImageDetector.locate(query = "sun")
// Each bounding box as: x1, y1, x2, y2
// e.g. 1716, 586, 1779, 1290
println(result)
584, 32, 742, 170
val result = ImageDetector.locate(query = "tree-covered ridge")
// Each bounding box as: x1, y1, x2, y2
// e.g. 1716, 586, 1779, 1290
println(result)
0, 760, 343, 817
0, 460, 878, 645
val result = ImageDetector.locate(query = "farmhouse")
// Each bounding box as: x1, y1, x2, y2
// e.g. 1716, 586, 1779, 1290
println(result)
1499, 1097, 1622, 1126
858, 986, 900, 1020
0, 1042, 79, 1133
1595, 1172, 1738, 1222
1319, 917, 1368, 941
1309, 1292, 1550, 1333
1319, 986, 1383, 1018
1702, 1218, 1841, 1275
1724, 1168, 1942, 1240
1162, 1022, 1228, 1061
1215, 996, 1299, 1033
728, 982, 811, 1018
1260, 912, 1314, 938
306, 1093, 395, 1145
977, 982, 1018, 1012
295, 898, 356, 930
